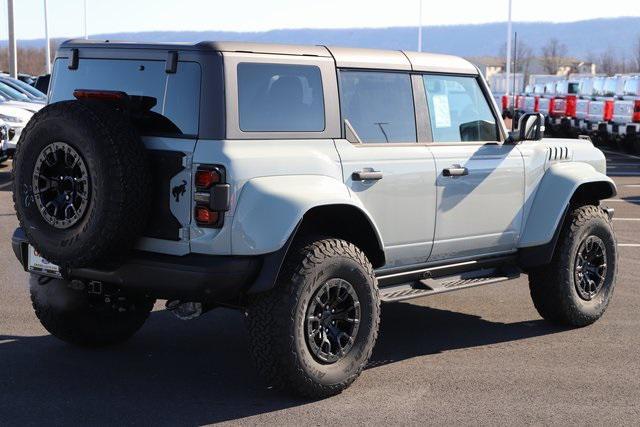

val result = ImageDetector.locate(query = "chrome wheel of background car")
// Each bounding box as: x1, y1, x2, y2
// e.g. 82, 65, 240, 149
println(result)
32, 142, 90, 229
305, 278, 361, 364
574, 235, 607, 301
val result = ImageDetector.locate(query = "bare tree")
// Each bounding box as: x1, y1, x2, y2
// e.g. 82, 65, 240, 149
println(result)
498, 40, 534, 91
541, 38, 568, 74
634, 35, 640, 72
0, 40, 60, 76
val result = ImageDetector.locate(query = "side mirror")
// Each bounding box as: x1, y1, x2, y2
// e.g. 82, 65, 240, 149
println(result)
512, 113, 545, 142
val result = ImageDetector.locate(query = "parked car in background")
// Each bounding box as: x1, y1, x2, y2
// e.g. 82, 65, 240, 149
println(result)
585, 76, 623, 143
523, 83, 545, 113
0, 102, 34, 157
609, 76, 640, 152
0, 91, 43, 114
574, 77, 596, 133
0, 119, 8, 165
0, 75, 47, 103
34, 74, 51, 95
547, 80, 579, 136
537, 81, 556, 122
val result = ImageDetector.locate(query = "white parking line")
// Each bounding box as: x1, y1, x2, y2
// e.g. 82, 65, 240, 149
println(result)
613, 218, 640, 221
618, 243, 640, 247
624, 184, 640, 188
604, 199, 640, 203
608, 172, 640, 176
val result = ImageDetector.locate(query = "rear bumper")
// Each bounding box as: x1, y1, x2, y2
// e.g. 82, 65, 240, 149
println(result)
12, 228, 267, 301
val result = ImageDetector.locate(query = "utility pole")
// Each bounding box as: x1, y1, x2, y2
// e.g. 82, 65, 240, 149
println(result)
83, 0, 88, 39
417, 0, 423, 52
505, 0, 512, 95
44, 0, 51, 74
7, 0, 18, 78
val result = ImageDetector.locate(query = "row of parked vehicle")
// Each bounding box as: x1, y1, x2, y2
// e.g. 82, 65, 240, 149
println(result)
0, 73, 47, 165
496, 75, 640, 152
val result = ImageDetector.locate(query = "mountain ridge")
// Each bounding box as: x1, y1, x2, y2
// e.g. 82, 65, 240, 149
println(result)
2, 17, 639, 59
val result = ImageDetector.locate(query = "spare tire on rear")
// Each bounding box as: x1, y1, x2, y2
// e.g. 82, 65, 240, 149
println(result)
13, 100, 151, 268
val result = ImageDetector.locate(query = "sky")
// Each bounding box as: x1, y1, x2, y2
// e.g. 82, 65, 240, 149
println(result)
0, 0, 639, 41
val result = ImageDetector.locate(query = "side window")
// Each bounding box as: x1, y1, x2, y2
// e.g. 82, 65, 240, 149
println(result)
237, 63, 325, 132
339, 71, 416, 143
423, 75, 498, 143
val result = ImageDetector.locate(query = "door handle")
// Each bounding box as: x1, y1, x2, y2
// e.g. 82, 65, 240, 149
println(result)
442, 165, 468, 177
352, 170, 383, 181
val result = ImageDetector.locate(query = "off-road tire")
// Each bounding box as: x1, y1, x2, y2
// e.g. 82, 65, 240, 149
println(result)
529, 205, 617, 327
30, 276, 154, 347
246, 238, 380, 398
13, 100, 151, 268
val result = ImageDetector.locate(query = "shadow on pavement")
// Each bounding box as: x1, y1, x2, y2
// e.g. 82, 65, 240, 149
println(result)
0, 162, 12, 192
622, 196, 640, 206
0, 303, 567, 425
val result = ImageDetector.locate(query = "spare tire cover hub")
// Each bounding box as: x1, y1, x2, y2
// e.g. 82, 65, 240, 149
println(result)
32, 142, 90, 229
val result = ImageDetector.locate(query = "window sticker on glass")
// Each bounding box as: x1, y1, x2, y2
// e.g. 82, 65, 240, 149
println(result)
432, 94, 451, 128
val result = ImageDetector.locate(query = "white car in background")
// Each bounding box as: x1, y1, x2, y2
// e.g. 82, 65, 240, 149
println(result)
0, 118, 8, 165
0, 103, 34, 157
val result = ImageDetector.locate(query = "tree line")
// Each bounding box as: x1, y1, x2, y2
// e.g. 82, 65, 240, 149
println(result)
499, 35, 640, 84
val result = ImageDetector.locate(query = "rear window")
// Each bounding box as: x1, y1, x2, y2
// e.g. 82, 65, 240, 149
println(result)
49, 58, 201, 136
237, 63, 325, 132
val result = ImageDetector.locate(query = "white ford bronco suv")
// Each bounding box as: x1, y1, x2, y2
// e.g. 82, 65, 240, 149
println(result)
12, 40, 617, 398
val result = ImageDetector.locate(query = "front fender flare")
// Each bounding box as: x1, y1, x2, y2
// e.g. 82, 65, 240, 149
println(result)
519, 162, 616, 249
231, 175, 383, 255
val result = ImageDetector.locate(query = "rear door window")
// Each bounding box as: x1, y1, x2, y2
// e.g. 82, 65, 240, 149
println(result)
237, 63, 325, 132
423, 74, 498, 143
50, 58, 201, 136
339, 70, 416, 143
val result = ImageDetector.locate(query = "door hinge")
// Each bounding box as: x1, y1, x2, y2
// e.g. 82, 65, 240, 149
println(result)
182, 155, 192, 169
179, 227, 190, 241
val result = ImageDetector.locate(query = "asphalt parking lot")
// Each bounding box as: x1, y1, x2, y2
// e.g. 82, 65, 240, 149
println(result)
1, 150, 639, 426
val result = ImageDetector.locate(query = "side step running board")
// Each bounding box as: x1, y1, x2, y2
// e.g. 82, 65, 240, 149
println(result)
379, 267, 520, 303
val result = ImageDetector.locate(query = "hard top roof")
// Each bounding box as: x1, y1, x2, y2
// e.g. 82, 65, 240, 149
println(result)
59, 39, 478, 74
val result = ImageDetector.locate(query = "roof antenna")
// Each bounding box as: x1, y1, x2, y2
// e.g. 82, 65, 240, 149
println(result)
512, 31, 518, 132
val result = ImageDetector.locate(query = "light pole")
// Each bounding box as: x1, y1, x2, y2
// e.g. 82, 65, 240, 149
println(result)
417, 0, 423, 52
83, 0, 88, 39
505, 0, 513, 95
44, 0, 51, 74
7, 0, 18, 78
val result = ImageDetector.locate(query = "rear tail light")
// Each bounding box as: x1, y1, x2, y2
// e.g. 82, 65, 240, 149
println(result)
565, 95, 577, 118
195, 169, 221, 189
548, 97, 556, 115
501, 95, 508, 111
194, 166, 229, 228
195, 207, 219, 225
73, 89, 127, 101
633, 100, 640, 123
604, 100, 614, 121
534, 96, 540, 112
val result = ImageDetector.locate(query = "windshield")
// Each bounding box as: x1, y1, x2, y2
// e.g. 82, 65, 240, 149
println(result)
0, 81, 30, 101
593, 78, 605, 95
624, 78, 639, 96
603, 78, 618, 96
1, 77, 46, 99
